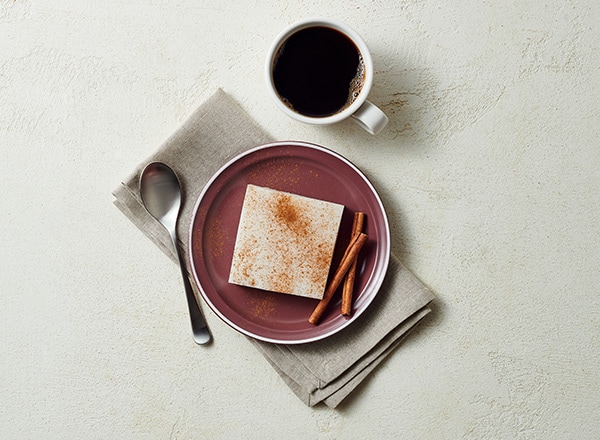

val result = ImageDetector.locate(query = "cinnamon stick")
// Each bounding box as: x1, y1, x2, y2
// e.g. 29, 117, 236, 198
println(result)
308, 232, 368, 325
341, 212, 365, 315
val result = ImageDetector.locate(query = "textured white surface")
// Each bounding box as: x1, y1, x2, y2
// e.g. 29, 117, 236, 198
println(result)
1, 0, 599, 438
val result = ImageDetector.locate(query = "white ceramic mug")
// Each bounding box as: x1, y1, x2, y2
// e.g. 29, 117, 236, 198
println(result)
265, 18, 388, 135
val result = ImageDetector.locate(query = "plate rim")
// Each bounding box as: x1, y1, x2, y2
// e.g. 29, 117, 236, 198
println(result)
188, 140, 390, 344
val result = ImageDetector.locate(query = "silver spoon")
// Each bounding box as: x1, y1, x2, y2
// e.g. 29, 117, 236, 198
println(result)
140, 162, 211, 345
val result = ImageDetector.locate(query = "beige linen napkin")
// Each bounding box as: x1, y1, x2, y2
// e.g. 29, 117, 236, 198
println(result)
112, 89, 434, 408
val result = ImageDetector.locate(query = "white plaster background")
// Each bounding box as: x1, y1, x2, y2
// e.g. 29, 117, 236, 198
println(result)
1, 1, 599, 438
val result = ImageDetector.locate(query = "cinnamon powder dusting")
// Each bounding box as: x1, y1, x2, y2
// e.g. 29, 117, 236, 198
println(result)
275, 194, 298, 224
249, 294, 276, 319
205, 216, 227, 258
273, 193, 310, 237
228, 185, 344, 299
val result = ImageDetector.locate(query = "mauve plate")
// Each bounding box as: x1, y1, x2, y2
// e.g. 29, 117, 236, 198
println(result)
188, 141, 390, 344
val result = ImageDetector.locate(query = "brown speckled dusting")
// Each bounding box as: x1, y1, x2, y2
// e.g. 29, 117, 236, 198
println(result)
228, 185, 344, 299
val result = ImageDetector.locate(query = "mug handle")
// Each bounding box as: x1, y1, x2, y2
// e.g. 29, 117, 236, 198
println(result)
351, 100, 389, 135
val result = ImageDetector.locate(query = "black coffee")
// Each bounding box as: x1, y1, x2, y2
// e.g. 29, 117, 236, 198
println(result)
272, 26, 364, 117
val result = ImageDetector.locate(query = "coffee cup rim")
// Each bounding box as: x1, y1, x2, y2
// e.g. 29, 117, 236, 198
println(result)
265, 17, 374, 125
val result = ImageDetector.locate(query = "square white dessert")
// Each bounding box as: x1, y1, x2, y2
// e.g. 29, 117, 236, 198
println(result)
228, 185, 344, 299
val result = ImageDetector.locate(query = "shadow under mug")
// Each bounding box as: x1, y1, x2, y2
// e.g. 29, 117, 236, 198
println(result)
265, 18, 388, 135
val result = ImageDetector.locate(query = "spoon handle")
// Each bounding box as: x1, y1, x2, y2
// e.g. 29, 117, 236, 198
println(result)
172, 234, 212, 345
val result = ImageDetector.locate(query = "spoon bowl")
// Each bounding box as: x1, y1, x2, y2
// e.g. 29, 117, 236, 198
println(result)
140, 162, 211, 345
